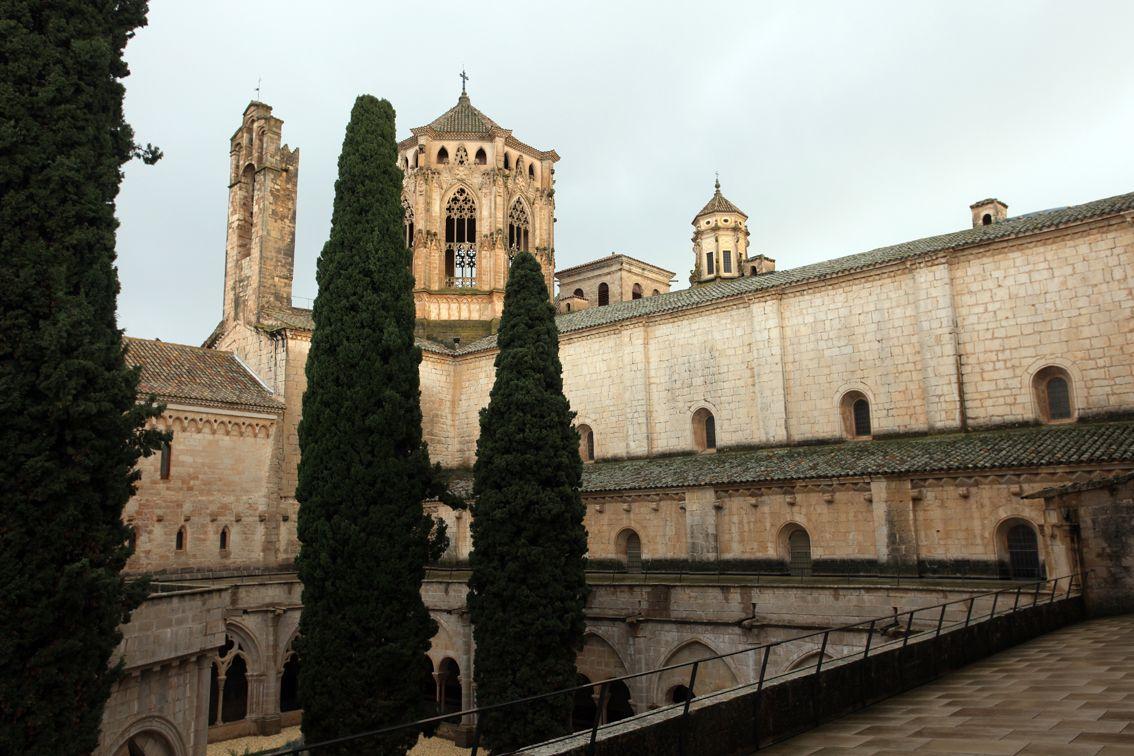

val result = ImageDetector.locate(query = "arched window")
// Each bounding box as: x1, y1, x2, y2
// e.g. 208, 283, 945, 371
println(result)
503, 153, 511, 170
439, 658, 462, 723
436, 146, 449, 165
1033, 366, 1074, 423
998, 519, 1042, 579
787, 528, 812, 576
840, 391, 872, 438
474, 147, 487, 165
454, 144, 468, 166
411, 149, 419, 168
515, 156, 524, 173
402, 197, 415, 249
280, 648, 300, 713
444, 188, 477, 287
982, 213, 993, 226
652, 289, 660, 296
210, 634, 251, 725
578, 424, 594, 462
159, 439, 172, 480
598, 282, 610, 306
619, 529, 642, 572
236, 164, 255, 260
670, 685, 692, 704
693, 408, 716, 452
507, 199, 530, 262
528, 163, 535, 180
175, 526, 185, 552
632, 283, 643, 300
219, 527, 229, 552
572, 674, 597, 731
566, 303, 571, 312
573, 288, 584, 299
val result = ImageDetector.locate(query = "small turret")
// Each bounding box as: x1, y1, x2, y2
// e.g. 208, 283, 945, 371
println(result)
691, 177, 749, 285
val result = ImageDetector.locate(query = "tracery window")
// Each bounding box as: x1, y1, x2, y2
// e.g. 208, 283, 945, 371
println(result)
454, 145, 469, 166
208, 635, 250, 726
444, 188, 477, 287
507, 199, 530, 264
402, 197, 415, 249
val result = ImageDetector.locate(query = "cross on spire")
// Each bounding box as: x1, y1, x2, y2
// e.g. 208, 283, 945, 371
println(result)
714, 171, 720, 191
255, 76, 262, 101
459, 68, 469, 95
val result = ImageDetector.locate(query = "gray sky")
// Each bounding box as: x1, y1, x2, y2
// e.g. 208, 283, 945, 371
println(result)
117, 1, 1134, 345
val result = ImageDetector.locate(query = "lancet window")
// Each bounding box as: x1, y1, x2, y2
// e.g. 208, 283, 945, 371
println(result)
445, 188, 477, 287
454, 145, 469, 166
402, 197, 415, 249
507, 199, 530, 264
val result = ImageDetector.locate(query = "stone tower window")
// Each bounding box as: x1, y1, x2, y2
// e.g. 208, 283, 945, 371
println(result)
705, 252, 715, 276
632, 283, 643, 300
1033, 366, 1075, 422
598, 283, 610, 306
722, 250, 732, 273
578, 424, 594, 462
175, 526, 185, 551
236, 164, 255, 260
652, 288, 660, 296
436, 146, 449, 164
475, 147, 487, 165
507, 199, 530, 262
693, 408, 716, 452
444, 188, 477, 287
840, 391, 872, 438
573, 288, 584, 299
402, 197, 415, 250
159, 440, 172, 480
786, 527, 812, 577
982, 213, 993, 225
454, 145, 468, 166
528, 163, 535, 180
503, 153, 511, 170
219, 526, 230, 552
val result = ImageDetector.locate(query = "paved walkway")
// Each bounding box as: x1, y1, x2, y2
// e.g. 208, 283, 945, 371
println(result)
761, 614, 1134, 755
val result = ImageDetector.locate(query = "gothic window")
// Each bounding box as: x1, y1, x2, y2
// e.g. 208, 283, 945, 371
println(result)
840, 391, 872, 438
436, 146, 449, 165
159, 439, 172, 480
693, 408, 716, 452
209, 635, 250, 725
515, 156, 524, 173
504, 153, 511, 170
219, 527, 229, 552
280, 645, 300, 713
632, 283, 643, 300
444, 188, 477, 287
175, 526, 185, 551
474, 147, 487, 165
454, 145, 469, 166
705, 251, 715, 276
236, 164, 255, 260
787, 527, 812, 576
402, 197, 415, 249
507, 199, 530, 263
598, 282, 609, 306
528, 163, 535, 180
578, 424, 594, 462
723, 250, 732, 273
412, 149, 419, 168
1033, 366, 1074, 423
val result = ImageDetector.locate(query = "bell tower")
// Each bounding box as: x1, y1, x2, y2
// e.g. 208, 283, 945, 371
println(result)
398, 80, 558, 344
691, 177, 750, 285
222, 101, 300, 326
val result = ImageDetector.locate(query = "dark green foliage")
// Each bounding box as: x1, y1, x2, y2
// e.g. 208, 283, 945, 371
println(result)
0, 2, 164, 753
295, 95, 447, 755
468, 252, 589, 751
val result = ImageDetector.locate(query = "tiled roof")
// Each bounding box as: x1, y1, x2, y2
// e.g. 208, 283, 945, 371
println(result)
427, 93, 497, 134
555, 253, 676, 280
125, 337, 282, 412
258, 304, 455, 355
695, 180, 746, 219
1022, 470, 1134, 499
580, 421, 1134, 493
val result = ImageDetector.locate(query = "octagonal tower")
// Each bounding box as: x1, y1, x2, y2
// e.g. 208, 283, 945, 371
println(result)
691, 177, 750, 285
399, 86, 558, 344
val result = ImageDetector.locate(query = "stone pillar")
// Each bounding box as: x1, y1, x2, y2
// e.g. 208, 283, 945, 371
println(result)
683, 487, 720, 562
869, 478, 920, 574
192, 655, 211, 756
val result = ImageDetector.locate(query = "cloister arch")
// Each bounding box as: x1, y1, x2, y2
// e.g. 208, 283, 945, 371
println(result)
654, 640, 739, 707
111, 715, 186, 756
994, 516, 1044, 579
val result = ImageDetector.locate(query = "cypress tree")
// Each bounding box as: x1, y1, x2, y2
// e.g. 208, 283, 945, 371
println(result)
295, 95, 446, 755
0, 2, 164, 753
468, 251, 589, 752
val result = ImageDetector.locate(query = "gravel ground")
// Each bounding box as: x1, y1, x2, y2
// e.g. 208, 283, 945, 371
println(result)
207, 728, 469, 756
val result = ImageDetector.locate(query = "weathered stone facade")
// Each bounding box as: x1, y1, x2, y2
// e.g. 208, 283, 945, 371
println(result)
101, 94, 1134, 753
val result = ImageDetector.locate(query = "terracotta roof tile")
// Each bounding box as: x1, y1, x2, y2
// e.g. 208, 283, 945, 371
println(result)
125, 337, 282, 413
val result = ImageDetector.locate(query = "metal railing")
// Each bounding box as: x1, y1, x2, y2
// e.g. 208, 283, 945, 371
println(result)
267, 571, 1086, 756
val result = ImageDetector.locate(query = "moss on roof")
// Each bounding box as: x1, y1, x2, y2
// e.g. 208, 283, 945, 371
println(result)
125, 337, 282, 412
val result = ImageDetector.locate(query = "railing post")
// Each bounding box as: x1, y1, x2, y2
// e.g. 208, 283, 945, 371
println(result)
1067, 574, 1075, 600
963, 597, 974, 628
863, 619, 875, 659
469, 713, 483, 756
1032, 580, 1041, 607
988, 591, 999, 620
756, 646, 771, 693
815, 632, 829, 675
588, 681, 609, 756
935, 604, 946, 637
753, 645, 771, 750
678, 661, 700, 756
901, 610, 915, 648
1049, 577, 1059, 603
1013, 586, 1022, 612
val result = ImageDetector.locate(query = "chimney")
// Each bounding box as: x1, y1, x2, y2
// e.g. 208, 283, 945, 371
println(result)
970, 198, 1008, 228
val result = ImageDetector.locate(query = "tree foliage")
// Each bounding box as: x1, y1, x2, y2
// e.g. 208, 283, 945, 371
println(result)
468, 251, 589, 752
0, 2, 164, 753
295, 95, 447, 755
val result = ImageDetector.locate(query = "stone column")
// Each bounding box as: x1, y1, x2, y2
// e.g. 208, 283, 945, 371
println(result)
869, 478, 920, 574
683, 487, 720, 562
192, 655, 211, 756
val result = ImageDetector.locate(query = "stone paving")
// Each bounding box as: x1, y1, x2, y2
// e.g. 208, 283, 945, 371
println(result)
760, 614, 1134, 755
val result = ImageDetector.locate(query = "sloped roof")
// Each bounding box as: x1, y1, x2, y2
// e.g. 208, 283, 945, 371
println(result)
125, 337, 282, 413
1022, 470, 1134, 499
427, 93, 497, 134
695, 179, 746, 219
581, 421, 1134, 493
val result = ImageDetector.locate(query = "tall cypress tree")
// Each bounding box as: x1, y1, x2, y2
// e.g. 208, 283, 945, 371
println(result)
0, 2, 164, 753
468, 251, 589, 752
295, 95, 446, 755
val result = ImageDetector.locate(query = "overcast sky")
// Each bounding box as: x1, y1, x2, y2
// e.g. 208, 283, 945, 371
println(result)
117, 1, 1134, 345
